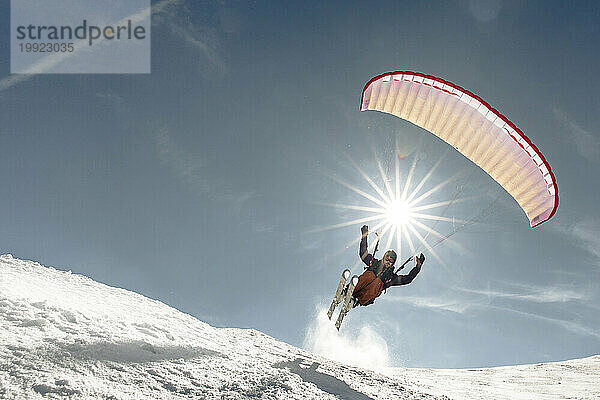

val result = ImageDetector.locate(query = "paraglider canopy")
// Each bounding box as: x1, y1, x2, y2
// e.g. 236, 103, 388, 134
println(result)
361, 71, 558, 228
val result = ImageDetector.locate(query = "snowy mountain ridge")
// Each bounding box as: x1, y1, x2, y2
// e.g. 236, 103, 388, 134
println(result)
1, 254, 598, 399
0, 254, 443, 399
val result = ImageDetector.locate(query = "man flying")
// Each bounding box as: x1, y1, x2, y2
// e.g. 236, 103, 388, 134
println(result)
352, 225, 424, 307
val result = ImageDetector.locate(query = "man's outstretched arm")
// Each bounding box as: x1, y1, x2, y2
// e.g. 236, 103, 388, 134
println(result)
359, 225, 373, 266
385, 253, 424, 288
387, 265, 421, 287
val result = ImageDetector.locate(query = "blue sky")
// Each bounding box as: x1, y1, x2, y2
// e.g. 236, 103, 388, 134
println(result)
1, 0, 599, 368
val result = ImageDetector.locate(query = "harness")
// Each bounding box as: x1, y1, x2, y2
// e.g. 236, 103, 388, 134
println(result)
379, 265, 395, 293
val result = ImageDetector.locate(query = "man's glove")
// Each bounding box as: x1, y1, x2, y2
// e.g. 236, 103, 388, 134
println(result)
361, 225, 369, 236
416, 253, 425, 267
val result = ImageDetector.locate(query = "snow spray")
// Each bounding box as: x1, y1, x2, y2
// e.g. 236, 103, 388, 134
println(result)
303, 304, 390, 371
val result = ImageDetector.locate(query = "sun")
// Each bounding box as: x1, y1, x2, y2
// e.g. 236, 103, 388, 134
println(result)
385, 199, 413, 229
311, 146, 468, 266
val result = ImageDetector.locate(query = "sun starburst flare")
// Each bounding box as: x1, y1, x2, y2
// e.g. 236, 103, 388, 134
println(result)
311, 147, 470, 268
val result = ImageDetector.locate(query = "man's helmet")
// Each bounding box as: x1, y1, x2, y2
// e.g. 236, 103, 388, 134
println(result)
383, 250, 397, 264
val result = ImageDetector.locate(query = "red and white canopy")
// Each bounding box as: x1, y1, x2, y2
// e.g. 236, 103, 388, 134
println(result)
361, 71, 558, 228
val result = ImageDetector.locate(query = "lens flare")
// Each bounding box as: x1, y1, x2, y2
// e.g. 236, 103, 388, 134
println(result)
311, 146, 469, 267
385, 199, 413, 228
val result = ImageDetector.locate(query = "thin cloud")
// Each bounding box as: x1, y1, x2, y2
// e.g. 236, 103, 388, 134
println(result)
156, 128, 210, 195
382, 279, 587, 316
553, 107, 600, 163
554, 219, 600, 264
383, 286, 600, 339
569, 219, 600, 260
153, 0, 227, 75
0, 74, 32, 92
166, 21, 225, 72
457, 284, 586, 304
382, 294, 472, 314
487, 304, 600, 340
156, 128, 257, 209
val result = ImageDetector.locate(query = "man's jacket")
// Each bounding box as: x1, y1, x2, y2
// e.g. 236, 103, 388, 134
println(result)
359, 234, 421, 290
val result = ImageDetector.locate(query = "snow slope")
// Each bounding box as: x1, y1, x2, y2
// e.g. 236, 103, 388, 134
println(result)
386, 356, 600, 400
0, 254, 598, 399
